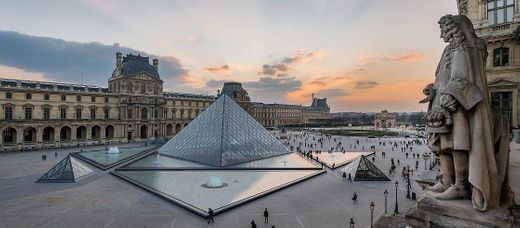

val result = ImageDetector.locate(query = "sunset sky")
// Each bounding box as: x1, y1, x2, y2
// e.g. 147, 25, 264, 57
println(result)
0, 0, 457, 112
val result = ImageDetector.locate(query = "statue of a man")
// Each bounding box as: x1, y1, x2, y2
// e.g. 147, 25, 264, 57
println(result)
421, 14, 514, 211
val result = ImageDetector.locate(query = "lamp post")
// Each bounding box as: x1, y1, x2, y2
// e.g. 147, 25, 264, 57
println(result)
349, 218, 354, 228
370, 201, 375, 228
394, 181, 399, 214
384, 189, 388, 214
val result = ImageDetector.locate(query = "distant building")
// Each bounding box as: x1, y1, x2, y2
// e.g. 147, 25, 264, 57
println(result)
465, 1, 520, 128
374, 110, 396, 128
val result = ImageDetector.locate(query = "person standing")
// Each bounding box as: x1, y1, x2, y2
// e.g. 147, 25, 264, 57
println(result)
251, 220, 257, 228
263, 208, 269, 223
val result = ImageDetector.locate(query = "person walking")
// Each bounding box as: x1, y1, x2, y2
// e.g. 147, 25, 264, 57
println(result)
348, 173, 352, 182
54, 152, 57, 157
264, 208, 269, 223
251, 220, 257, 228
342, 172, 347, 180
207, 208, 214, 223
352, 192, 358, 204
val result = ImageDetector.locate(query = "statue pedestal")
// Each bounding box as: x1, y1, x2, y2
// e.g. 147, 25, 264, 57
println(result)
406, 193, 519, 228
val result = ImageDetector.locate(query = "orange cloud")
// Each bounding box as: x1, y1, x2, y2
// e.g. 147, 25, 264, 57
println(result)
382, 53, 424, 62
0, 65, 45, 81
203, 64, 231, 74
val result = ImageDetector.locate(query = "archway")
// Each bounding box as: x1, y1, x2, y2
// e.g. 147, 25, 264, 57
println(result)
140, 125, 148, 139
60, 126, 71, 141
23, 127, 37, 143
105, 125, 115, 139
76, 126, 87, 141
42, 127, 55, 142
166, 124, 173, 136
91, 125, 101, 140
175, 123, 181, 134
2, 127, 17, 145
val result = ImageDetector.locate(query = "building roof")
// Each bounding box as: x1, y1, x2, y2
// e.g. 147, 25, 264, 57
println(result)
117, 54, 160, 79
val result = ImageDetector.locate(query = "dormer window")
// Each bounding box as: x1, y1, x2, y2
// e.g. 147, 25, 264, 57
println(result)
488, 0, 515, 25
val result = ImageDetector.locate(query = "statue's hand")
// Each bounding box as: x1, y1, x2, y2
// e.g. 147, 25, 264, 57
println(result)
440, 94, 457, 112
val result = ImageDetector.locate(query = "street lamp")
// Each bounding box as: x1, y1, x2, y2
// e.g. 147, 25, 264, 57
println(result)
370, 201, 375, 228
349, 218, 355, 228
394, 181, 399, 214
384, 189, 388, 214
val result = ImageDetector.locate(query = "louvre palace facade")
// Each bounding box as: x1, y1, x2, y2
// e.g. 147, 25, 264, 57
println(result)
0, 52, 329, 151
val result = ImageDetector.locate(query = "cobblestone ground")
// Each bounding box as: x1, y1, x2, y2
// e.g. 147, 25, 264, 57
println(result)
0, 130, 518, 228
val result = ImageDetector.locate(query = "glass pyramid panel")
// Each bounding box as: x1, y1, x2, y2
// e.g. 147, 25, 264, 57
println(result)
340, 155, 389, 181
37, 155, 93, 182
69, 156, 93, 179
159, 94, 290, 167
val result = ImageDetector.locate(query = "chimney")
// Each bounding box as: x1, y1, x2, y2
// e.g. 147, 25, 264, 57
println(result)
153, 58, 159, 70
116, 52, 122, 67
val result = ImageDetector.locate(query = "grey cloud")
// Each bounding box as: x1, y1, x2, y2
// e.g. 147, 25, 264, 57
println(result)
260, 64, 289, 77
0, 31, 188, 88
355, 80, 379, 89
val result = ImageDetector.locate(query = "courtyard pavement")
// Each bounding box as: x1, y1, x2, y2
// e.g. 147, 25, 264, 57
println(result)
0, 131, 518, 228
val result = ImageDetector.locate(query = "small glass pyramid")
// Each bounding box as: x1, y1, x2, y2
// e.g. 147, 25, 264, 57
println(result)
37, 155, 93, 182
158, 94, 291, 167
340, 155, 389, 181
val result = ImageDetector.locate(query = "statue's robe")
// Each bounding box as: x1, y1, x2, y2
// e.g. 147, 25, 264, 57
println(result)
430, 40, 514, 211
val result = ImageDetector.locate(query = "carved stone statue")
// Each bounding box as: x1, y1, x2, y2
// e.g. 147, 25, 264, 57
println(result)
421, 14, 514, 211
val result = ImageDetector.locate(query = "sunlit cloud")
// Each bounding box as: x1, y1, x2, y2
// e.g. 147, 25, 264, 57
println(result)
178, 35, 202, 43
0, 65, 45, 81
203, 64, 231, 75
383, 52, 424, 62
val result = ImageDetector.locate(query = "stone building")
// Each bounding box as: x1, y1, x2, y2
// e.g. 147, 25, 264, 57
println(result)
374, 110, 396, 128
0, 53, 214, 151
465, 0, 520, 128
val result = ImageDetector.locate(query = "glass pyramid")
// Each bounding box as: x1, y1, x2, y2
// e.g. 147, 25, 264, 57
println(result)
340, 155, 389, 181
37, 155, 93, 182
159, 94, 291, 167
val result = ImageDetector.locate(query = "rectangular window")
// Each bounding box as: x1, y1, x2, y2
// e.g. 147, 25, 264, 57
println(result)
4, 106, 12, 120
90, 108, 96, 120
488, 0, 515, 25
76, 108, 82, 120
104, 108, 109, 119
491, 92, 513, 126
25, 107, 32, 119
493, 47, 509, 67
43, 107, 50, 120
76, 95, 81, 102
128, 109, 133, 119
91, 96, 96, 102
104, 97, 109, 103
26, 93, 32, 100
61, 95, 66, 101
5, 92, 12, 99
44, 94, 50, 101
60, 108, 67, 120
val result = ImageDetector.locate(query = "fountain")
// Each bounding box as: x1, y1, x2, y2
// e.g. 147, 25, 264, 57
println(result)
106, 146, 120, 154
201, 176, 228, 189
153, 152, 162, 165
